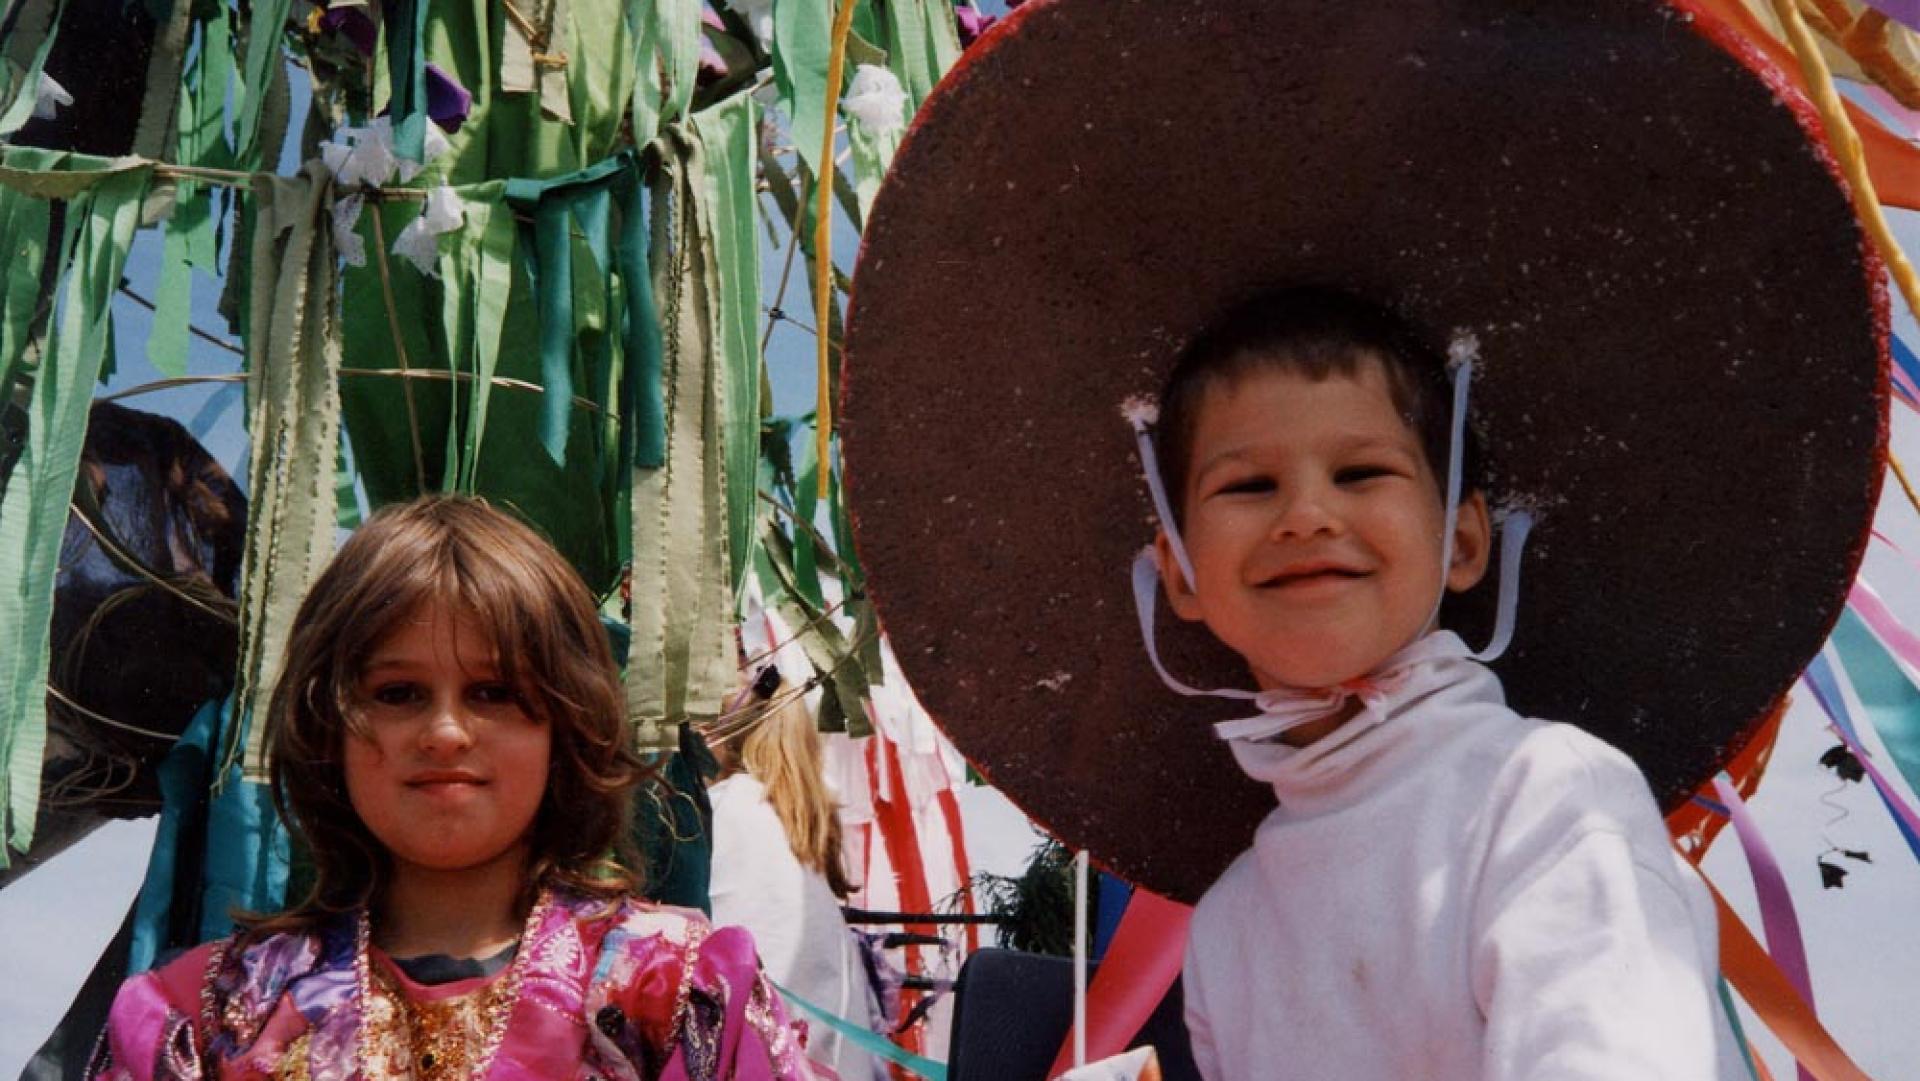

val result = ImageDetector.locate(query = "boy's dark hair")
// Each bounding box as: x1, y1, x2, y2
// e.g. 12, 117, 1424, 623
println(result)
1156, 285, 1476, 519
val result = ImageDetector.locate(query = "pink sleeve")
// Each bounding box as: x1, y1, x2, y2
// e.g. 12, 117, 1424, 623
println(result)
88, 945, 216, 1081
663, 924, 814, 1081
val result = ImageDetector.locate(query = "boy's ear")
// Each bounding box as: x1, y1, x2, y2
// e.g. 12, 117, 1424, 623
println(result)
1447, 491, 1493, 592
1153, 530, 1206, 622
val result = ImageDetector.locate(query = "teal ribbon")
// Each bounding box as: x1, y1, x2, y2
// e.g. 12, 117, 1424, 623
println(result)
127, 696, 290, 969
505, 152, 644, 465
128, 699, 221, 972
386, 0, 430, 160
1830, 606, 1920, 814
771, 980, 948, 1080
1718, 977, 1763, 1081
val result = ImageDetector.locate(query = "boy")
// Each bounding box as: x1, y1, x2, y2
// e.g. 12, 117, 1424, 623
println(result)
1154, 288, 1742, 1080
833, 1, 1887, 1077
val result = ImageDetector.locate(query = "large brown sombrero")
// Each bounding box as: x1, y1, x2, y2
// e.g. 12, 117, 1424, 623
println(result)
840, 0, 1889, 903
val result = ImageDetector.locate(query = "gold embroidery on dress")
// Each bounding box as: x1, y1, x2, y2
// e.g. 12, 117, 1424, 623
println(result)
272, 1034, 312, 1081
365, 963, 518, 1081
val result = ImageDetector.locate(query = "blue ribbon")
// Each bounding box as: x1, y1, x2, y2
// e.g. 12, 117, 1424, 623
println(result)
1804, 643, 1920, 862
771, 979, 948, 1080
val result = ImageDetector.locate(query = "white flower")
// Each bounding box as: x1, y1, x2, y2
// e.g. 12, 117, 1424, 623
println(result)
420, 184, 464, 231
723, 0, 774, 47
30, 73, 72, 121
332, 193, 367, 267
320, 116, 451, 188
390, 185, 465, 276
841, 65, 907, 136
320, 118, 400, 188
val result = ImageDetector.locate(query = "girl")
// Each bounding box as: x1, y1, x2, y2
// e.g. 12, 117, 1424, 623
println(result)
705, 680, 880, 1081
89, 496, 813, 1080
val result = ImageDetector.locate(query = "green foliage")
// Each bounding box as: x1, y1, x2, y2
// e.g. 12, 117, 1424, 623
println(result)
964, 839, 1094, 959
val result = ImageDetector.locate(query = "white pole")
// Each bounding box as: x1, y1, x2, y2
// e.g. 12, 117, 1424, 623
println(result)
1073, 847, 1090, 1069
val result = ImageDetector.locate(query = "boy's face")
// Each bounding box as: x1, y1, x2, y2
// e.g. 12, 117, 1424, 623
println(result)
1155, 359, 1489, 691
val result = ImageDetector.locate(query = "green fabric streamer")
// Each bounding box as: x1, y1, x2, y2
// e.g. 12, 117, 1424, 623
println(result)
339, 0, 648, 583
615, 161, 665, 470
334, 434, 363, 530
505, 153, 632, 465
233, 0, 293, 167
0, 189, 51, 394
0, 145, 150, 201
177, 5, 237, 171
627, 119, 737, 753
848, 122, 902, 223
434, 182, 515, 492
133, 0, 194, 159
774, 0, 834, 184
147, 181, 198, 379
386, 0, 430, 162
0, 0, 63, 136
229, 161, 343, 781
690, 92, 763, 597
0, 164, 152, 861
416, 0, 639, 183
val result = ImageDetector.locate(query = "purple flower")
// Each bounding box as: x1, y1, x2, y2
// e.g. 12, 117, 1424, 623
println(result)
425, 63, 472, 132
318, 6, 376, 54
319, 5, 472, 133
956, 5, 997, 47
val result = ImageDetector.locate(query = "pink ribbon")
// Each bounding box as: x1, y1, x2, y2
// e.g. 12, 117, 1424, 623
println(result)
1711, 773, 1817, 1081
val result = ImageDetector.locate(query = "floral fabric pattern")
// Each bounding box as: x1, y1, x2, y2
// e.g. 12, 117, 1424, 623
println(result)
87, 891, 813, 1081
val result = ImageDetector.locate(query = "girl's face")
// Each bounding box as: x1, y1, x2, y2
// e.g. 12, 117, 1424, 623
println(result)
343, 601, 551, 882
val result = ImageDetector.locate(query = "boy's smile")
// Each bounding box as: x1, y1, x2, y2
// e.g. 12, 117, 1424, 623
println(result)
1156, 359, 1489, 696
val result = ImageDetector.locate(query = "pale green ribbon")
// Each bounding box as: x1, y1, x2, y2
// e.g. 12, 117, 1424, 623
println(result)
0, 159, 153, 861
229, 161, 343, 782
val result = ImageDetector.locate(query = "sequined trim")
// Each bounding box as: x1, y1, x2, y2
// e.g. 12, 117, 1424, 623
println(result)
353, 890, 552, 1079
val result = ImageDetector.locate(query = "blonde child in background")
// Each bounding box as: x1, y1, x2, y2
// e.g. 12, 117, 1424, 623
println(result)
707, 682, 882, 1081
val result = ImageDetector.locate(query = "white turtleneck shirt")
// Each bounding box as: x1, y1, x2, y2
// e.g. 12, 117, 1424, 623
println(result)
1182, 632, 1744, 1081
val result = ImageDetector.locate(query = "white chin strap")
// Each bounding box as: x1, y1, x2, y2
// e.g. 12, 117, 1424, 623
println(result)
1127, 356, 1533, 729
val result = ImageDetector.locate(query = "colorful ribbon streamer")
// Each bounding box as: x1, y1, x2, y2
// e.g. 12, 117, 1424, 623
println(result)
1708, 880, 1875, 1081
1860, 0, 1920, 32
1047, 889, 1192, 1079
1711, 772, 1817, 1081
1803, 639, 1920, 862
773, 980, 948, 1080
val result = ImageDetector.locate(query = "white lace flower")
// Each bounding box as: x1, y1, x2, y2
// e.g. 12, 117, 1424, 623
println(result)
30, 73, 72, 121
723, 0, 774, 47
390, 185, 465, 276
319, 118, 401, 188
841, 64, 907, 136
332, 193, 368, 267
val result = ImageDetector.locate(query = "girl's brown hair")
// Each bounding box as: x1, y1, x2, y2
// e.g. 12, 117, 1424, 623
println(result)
251, 495, 646, 936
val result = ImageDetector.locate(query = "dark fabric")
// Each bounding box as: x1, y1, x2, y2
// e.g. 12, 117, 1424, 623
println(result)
839, 0, 1888, 902
946, 948, 1200, 1081
634, 721, 717, 914
391, 940, 519, 985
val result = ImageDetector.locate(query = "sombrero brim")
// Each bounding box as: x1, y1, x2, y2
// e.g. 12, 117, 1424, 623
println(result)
842, 0, 1888, 903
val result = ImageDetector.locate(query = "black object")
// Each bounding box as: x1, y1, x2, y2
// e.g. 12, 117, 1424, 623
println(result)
946, 948, 1200, 1081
